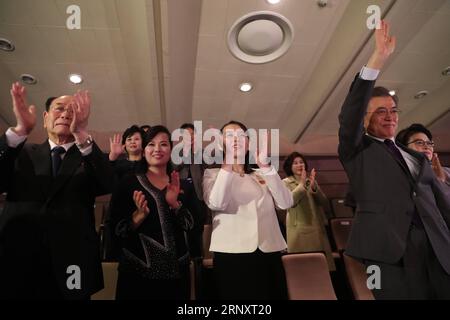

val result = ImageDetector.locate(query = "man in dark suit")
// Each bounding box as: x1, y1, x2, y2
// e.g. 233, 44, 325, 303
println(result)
0, 82, 113, 299
338, 21, 450, 299
174, 123, 209, 258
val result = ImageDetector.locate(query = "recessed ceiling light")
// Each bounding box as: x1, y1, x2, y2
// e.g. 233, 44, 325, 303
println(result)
414, 90, 428, 99
20, 74, 37, 85
239, 83, 253, 92
69, 73, 83, 84
442, 66, 450, 76
0, 38, 15, 52
389, 90, 396, 96
317, 0, 328, 8
266, 0, 281, 4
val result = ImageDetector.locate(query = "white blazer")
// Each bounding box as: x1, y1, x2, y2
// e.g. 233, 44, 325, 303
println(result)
203, 167, 293, 253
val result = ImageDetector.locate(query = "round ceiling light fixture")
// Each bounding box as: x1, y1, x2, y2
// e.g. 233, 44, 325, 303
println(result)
266, 0, 281, 4
389, 90, 396, 96
69, 73, 83, 84
414, 90, 428, 99
20, 74, 37, 85
239, 82, 253, 92
442, 66, 450, 76
228, 11, 294, 64
0, 38, 15, 52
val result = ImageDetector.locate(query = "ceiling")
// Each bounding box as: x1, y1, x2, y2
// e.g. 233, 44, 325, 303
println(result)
0, 0, 449, 155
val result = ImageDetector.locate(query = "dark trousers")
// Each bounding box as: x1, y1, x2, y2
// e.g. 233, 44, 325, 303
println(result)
213, 249, 288, 300
115, 265, 190, 300
365, 224, 450, 299
0, 244, 64, 299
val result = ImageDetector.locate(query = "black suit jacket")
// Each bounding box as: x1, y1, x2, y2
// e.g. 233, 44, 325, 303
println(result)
338, 76, 450, 273
0, 135, 113, 299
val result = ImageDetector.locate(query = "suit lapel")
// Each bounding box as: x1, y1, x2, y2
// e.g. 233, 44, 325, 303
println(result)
30, 141, 53, 198
398, 143, 428, 181
370, 138, 414, 180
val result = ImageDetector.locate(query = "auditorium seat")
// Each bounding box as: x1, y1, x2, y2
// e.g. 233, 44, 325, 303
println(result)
331, 198, 354, 218
282, 253, 337, 300
202, 224, 214, 268
91, 262, 119, 300
330, 218, 353, 253
343, 254, 374, 300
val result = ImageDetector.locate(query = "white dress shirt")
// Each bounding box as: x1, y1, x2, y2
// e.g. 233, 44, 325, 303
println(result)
203, 166, 293, 253
5, 128, 93, 156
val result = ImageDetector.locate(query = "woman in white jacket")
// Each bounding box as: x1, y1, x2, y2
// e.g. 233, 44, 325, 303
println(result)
203, 120, 293, 299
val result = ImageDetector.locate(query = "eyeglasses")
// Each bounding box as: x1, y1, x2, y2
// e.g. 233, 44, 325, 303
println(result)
407, 139, 435, 148
367, 107, 402, 117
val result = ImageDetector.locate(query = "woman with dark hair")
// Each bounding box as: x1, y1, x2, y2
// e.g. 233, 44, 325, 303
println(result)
282, 152, 335, 270
110, 125, 193, 299
109, 125, 146, 181
396, 123, 450, 186
202, 120, 292, 299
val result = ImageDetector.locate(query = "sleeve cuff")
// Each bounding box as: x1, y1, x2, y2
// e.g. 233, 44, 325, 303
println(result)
78, 144, 93, 156
254, 166, 277, 176
359, 66, 380, 81
5, 128, 27, 148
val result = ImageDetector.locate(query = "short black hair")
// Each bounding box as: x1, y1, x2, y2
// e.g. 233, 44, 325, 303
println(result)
371, 86, 399, 106
220, 120, 256, 174
121, 125, 145, 154
180, 123, 195, 131
140, 125, 151, 132
45, 97, 57, 111
396, 123, 433, 146
283, 152, 308, 177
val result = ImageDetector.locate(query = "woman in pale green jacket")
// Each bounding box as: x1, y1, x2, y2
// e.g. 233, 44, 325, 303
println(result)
282, 152, 335, 271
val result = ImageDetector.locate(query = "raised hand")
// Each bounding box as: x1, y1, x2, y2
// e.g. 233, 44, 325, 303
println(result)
309, 168, 317, 192
367, 20, 396, 70
109, 133, 124, 161
166, 171, 181, 209
432, 153, 446, 183
254, 135, 270, 169
133, 190, 150, 216
70, 90, 90, 134
10, 82, 36, 136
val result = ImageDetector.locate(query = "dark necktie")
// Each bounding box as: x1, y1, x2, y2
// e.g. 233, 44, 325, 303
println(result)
51, 146, 66, 177
384, 139, 408, 169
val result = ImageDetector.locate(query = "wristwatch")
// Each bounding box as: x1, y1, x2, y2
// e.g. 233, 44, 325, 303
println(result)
76, 135, 93, 149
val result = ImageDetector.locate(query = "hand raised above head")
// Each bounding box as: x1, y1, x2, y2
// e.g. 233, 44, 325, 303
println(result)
10, 82, 36, 136
367, 20, 396, 70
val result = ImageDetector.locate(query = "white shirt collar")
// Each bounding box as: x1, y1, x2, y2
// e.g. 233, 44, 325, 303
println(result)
366, 133, 397, 145
48, 139, 75, 152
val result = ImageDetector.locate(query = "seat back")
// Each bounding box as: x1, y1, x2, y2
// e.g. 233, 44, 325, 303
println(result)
331, 198, 354, 218
343, 254, 374, 300
91, 262, 119, 300
330, 218, 353, 252
282, 253, 337, 300
202, 224, 214, 268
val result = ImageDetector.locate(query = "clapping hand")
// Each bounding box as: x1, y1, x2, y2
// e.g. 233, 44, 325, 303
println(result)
70, 90, 90, 135
133, 190, 150, 216
166, 171, 181, 209
10, 82, 36, 136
